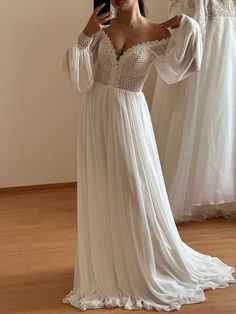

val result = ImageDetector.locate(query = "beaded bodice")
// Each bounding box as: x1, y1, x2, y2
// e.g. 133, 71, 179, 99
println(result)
78, 31, 169, 93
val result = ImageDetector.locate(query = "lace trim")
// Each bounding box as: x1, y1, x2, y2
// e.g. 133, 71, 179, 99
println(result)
175, 201, 236, 223
168, 0, 236, 43
93, 31, 170, 92
102, 30, 170, 61
168, 1, 236, 21
208, 1, 236, 20
78, 32, 93, 49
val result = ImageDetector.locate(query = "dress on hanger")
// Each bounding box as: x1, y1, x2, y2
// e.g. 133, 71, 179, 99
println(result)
62, 14, 235, 312
151, 0, 236, 222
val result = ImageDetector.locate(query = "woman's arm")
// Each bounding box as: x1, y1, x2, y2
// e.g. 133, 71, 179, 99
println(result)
62, 3, 113, 95
151, 14, 203, 85
63, 31, 101, 95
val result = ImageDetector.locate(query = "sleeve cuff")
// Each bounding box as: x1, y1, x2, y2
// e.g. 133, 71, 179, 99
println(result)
78, 32, 93, 49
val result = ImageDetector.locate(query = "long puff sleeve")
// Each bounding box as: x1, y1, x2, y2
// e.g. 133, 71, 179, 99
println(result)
63, 31, 102, 95
151, 14, 203, 85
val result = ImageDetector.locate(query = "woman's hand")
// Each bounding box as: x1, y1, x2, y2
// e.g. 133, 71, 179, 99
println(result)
160, 15, 182, 30
83, 3, 113, 37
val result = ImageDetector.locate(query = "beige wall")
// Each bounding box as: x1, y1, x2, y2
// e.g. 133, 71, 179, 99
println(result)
0, 0, 167, 188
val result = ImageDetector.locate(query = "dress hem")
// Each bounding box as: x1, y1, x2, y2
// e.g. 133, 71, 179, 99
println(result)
174, 200, 236, 224
62, 269, 236, 312
62, 290, 205, 312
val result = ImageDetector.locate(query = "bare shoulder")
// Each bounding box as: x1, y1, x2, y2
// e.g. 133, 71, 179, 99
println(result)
145, 19, 171, 41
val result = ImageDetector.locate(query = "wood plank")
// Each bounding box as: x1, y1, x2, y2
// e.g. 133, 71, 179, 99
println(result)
0, 187, 235, 314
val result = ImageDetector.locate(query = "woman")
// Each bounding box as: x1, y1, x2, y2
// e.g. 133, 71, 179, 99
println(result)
151, 0, 236, 222
62, 0, 235, 311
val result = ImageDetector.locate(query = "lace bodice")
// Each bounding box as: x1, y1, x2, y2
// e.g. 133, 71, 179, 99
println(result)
93, 31, 169, 92
63, 15, 203, 94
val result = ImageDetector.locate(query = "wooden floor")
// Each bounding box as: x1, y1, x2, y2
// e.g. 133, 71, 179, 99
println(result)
0, 187, 236, 314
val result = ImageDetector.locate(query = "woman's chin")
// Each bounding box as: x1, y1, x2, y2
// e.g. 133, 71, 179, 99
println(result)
114, 0, 126, 8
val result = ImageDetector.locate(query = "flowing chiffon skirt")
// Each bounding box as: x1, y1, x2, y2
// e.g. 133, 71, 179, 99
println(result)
62, 81, 235, 311
151, 16, 236, 222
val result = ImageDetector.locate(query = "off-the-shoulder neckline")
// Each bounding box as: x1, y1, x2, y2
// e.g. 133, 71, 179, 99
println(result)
101, 30, 170, 61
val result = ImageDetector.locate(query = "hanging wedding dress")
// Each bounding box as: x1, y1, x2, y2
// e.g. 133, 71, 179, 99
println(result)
151, 0, 236, 223
61, 14, 235, 312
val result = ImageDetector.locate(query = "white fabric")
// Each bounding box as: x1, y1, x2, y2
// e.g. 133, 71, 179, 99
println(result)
63, 15, 203, 93
151, 0, 236, 223
168, 1, 236, 41
62, 15, 235, 312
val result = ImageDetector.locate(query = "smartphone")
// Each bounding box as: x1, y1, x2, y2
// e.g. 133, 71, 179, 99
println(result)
94, 0, 111, 25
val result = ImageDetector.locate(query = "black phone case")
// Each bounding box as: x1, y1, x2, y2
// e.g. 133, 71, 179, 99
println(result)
94, 0, 111, 25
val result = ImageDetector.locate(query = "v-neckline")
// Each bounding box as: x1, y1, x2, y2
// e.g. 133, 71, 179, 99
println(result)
102, 30, 169, 62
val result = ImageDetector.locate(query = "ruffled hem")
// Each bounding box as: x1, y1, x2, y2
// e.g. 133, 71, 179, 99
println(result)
175, 201, 236, 224
62, 270, 236, 312
62, 290, 205, 312
197, 269, 236, 290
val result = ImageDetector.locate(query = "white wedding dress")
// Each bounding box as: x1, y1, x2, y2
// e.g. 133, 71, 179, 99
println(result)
61, 14, 235, 312
151, 0, 236, 222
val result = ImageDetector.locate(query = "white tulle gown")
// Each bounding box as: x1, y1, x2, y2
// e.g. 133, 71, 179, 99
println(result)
151, 0, 236, 222
61, 14, 235, 312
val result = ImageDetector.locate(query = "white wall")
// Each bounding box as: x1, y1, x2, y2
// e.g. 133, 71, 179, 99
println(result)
0, 0, 168, 188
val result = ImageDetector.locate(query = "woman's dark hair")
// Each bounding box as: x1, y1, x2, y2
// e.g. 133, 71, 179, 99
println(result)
138, 0, 146, 17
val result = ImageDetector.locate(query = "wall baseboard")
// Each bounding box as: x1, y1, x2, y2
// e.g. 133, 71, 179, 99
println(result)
0, 182, 77, 193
